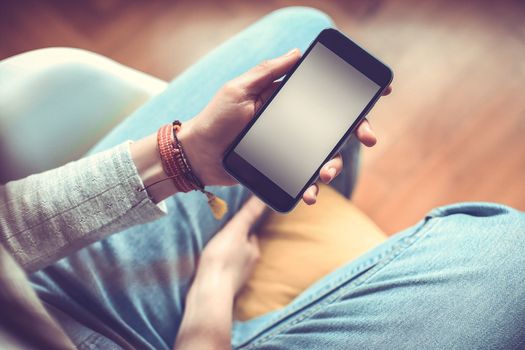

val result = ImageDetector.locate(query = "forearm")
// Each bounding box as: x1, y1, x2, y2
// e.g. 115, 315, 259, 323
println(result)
0, 120, 199, 272
0, 141, 166, 272
174, 269, 235, 350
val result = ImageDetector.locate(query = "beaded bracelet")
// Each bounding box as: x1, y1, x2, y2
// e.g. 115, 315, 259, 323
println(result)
151, 120, 228, 220
157, 123, 193, 192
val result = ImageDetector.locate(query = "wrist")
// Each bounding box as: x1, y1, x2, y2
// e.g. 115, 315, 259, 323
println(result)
177, 118, 229, 187
177, 120, 209, 185
192, 264, 236, 298
130, 133, 179, 203
175, 268, 234, 350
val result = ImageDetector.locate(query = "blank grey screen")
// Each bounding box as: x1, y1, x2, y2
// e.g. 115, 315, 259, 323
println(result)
234, 42, 380, 197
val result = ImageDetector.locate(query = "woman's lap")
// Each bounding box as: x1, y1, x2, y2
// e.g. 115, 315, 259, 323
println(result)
234, 203, 525, 349
31, 7, 335, 350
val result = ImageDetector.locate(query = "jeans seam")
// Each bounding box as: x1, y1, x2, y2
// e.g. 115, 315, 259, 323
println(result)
240, 216, 442, 349
240, 247, 392, 340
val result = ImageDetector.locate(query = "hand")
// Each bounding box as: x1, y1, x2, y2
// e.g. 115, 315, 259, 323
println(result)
179, 49, 392, 205
175, 197, 265, 350
196, 196, 266, 295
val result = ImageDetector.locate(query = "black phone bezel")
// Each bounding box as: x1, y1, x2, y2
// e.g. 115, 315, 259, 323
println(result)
222, 28, 393, 212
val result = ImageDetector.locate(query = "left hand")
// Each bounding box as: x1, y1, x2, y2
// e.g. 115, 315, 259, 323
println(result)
174, 196, 266, 350
196, 196, 265, 295
179, 48, 392, 205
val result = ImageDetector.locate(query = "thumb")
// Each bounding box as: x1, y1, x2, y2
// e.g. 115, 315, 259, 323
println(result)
234, 48, 301, 95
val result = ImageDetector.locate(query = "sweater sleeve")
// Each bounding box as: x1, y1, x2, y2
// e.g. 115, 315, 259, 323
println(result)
0, 141, 167, 272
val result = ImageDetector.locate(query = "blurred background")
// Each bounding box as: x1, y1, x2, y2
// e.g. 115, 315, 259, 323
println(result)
1, 0, 524, 234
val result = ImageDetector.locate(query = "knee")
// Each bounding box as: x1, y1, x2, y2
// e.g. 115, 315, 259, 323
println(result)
262, 6, 333, 32
435, 201, 524, 236
430, 202, 524, 233
430, 202, 525, 269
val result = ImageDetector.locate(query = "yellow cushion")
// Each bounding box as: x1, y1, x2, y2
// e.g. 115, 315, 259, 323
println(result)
234, 184, 387, 321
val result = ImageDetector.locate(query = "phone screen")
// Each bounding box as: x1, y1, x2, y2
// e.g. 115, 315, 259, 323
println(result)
232, 42, 381, 197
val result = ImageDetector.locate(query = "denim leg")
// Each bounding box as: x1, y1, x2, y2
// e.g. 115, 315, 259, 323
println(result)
30, 7, 337, 350
233, 203, 525, 349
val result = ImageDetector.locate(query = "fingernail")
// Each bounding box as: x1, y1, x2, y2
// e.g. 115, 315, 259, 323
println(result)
284, 48, 298, 56
328, 167, 336, 179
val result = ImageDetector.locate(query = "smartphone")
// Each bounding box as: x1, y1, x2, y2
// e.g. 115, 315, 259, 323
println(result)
223, 28, 393, 212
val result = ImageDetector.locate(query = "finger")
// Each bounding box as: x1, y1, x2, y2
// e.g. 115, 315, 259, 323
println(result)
226, 196, 267, 234
233, 49, 301, 95
248, 234, 260, 252
382, 85, 392, 96
248, 233, 258, 245
255, 81, 282, 111
302, 183, 319, 205
247, 234, 261, 261
355, 119, 377, 147
319, 153, 342, 184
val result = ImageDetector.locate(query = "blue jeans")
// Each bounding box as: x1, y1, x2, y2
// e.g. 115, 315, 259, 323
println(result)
31, 7, 525, 350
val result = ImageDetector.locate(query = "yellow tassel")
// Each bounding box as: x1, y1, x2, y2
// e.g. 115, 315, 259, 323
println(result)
205, 191, 228, 220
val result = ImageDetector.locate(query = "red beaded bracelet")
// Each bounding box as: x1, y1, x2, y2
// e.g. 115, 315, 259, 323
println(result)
154, 120, 228, 220
157, 123, 194, 192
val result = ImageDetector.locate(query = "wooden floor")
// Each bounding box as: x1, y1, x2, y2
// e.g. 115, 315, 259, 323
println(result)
1, 0, 524, 234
